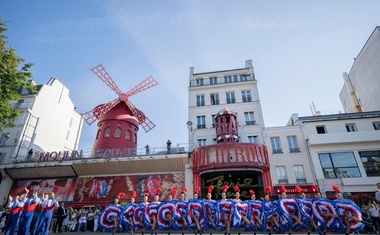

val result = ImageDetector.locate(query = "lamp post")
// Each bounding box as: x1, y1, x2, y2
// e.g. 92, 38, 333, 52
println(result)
187, 121, 193, 151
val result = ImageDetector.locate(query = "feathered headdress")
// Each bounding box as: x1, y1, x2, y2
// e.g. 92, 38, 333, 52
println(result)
145, 188, 151, 196
195, 186, 201, 194
295, 185, 303, 194
249, 189, 255, 196
181, 187, 188, 194
116, 192, 125, 200
156, 188, 162, 196
233, 186, 240, 193
222, 185, 229, 193
265, 186, 272, 196
312, 184, 320, 193
332, 184, 340, 193
131, 191, 137, 199
280, 185, 286, 193
207, 185, 214, 193
169, 189, 177, 196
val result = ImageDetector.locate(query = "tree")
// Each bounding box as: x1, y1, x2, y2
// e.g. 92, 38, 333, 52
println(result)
0, 19, 36, 132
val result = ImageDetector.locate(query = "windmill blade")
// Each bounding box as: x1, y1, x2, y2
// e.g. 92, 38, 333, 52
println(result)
140, 116, 156, 133
81, 98, 120, 125
124, 101, 156, 133
91, 64, 122, 95
126, 76, 158, 98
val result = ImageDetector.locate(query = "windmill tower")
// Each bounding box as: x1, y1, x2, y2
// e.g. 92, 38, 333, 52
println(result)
81, 64, 158, 156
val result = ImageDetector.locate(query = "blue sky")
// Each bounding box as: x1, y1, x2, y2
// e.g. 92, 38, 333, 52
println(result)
1, 1, 379, 152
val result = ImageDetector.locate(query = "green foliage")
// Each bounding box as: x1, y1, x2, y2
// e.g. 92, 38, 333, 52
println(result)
0, 19, 36, 132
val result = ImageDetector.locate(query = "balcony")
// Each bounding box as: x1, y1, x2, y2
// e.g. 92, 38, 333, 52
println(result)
197, 125, 206, 129
272, 149, 283, 154
278, 179, 289, 184
296, 178, 307, 184
226, 98, 236, 104
245, 121, 255, 125
211, 100, 220, 105
242, 96, 252, 102
196, 101, 205, 106
289, 147, 301, 153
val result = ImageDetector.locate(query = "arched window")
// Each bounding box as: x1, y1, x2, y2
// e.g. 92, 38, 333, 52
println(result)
114, 128, 121, 138
133, 133, 137, 142
104, 128, 111, 138
125, 130, 131, 140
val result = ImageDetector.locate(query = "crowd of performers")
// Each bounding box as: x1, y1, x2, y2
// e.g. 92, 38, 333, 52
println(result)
3, 187, 59, 235
98, 184, 367, 235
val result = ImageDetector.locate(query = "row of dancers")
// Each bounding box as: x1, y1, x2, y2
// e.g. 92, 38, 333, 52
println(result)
99, 184, 365, 235
4, 187, 59, 235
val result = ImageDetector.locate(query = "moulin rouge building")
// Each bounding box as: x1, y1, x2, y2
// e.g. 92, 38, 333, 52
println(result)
0, 61, 277, 207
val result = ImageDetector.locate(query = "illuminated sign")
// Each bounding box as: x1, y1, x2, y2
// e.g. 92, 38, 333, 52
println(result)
192, 143, 269, 172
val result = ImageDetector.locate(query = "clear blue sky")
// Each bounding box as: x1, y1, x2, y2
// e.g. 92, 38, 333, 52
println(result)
1, 1, 379, 152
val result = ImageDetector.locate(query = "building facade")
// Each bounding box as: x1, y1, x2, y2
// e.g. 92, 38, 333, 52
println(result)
188, 60, 271, 199
340, 26, 380, 113
287, 111, 380, 198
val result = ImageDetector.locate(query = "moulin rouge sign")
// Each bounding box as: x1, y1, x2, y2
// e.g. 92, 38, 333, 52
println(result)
38, 147, 137, 162
192, 142, 269, 171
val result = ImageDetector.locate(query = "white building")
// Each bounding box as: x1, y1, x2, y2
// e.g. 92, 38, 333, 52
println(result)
340, 26, 380, 113
264, 124, 316, 197
188, 59, 266, 149
287, 111, 380, 198
0, 77, 83, 163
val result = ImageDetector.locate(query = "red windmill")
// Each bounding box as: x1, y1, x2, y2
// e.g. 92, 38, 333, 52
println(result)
81, 64, 158, 156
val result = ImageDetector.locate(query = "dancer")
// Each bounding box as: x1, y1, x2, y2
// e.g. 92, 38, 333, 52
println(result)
18, 188, 40, 235
189, 186, 202, 235
177, 187, 188, 235
204, 186, 217, 235
139, 189, 150, 235
278, 185, 310, 234
150, 188, 161, 235
33, 192, 59, 235
126, 191, 137, 235
248, 190, 263, 235
165, 189, 177, 235
220, 185, 231, 235
263, 186, 280, 235
233, 186, 250, 235
4, 193, 23, 235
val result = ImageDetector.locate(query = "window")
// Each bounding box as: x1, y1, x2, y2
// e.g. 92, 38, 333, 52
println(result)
373, 122, 380, 130
287, 136, 300, 152
210, 93, 219, 105
247, 135, 258, 143
276, 166, 288, 184
345, 123, 357, 132
244, 112, 255, 125
316, 125, 326, 134
226, 92, 235, 104
196, 115, 206, 129
359, 150, 380, 177
114, 128, 121, 138
104, 128, 110, 137
125, 130, 131, 140
242, 91, 252, 102
212, 138, 217, 144
210, 77, 217, 85
196, 95, 205, 106
211, 115, 216, 128
270, 137, 283, 153
319, 152, 361, 178
195, 78, 204, 86
224, 76, 232, 83
197, 139, 207, 147
293, 165, 306, 183
239, 74, 248, 81
233, 75, 238, 82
